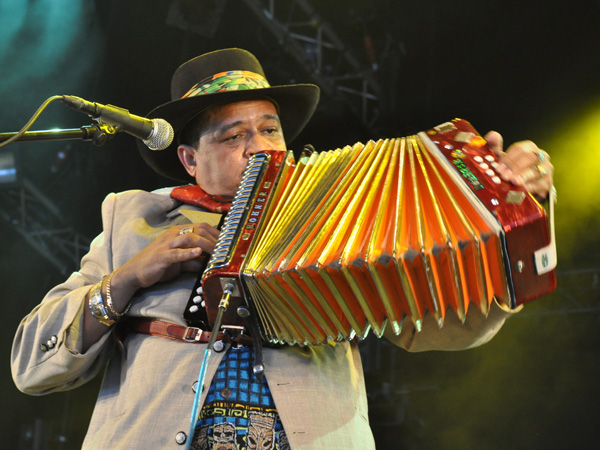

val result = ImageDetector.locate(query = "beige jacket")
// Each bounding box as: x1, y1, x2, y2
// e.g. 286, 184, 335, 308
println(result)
11, 189, 516, 450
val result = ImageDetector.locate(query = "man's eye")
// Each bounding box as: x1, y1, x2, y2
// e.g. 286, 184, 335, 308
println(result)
224, 134, 242, 142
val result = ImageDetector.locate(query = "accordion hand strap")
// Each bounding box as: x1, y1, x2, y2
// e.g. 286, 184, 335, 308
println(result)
533, 186, 557, 275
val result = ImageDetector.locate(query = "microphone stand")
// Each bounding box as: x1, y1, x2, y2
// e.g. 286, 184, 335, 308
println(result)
0, 124, 118, 148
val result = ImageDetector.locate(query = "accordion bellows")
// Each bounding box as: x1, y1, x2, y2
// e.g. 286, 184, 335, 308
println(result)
200, 119, 556, 346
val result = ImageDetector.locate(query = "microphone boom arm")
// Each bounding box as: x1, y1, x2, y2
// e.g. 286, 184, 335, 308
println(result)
0, 95, 173, 150
0, 124, 118, 147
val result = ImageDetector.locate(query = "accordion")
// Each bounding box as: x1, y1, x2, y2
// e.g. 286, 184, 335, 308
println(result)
195, 118, 557, 346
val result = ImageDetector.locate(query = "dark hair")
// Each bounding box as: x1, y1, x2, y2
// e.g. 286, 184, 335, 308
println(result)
178, 110, 211, 148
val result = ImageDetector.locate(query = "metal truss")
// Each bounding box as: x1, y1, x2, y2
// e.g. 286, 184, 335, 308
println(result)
243, 0, 380, 128
0, 177, 90, 275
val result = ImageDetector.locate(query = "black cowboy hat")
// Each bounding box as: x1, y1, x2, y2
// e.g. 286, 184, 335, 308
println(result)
137, 48, 320, 181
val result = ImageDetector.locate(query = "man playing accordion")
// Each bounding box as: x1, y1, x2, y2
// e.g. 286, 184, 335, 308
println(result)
12, 49, 554, 450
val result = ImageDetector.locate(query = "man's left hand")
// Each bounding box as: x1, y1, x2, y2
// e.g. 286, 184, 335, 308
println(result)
484, 131, 554, 201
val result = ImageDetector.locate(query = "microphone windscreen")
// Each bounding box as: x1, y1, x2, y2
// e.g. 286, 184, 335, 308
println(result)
144, 119, 174, 150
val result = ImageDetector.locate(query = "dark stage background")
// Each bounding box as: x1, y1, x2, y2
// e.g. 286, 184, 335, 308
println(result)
1, 1, 599, 449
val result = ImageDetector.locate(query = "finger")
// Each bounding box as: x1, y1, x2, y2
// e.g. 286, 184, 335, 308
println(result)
166, 246, 203, 263
190, 223, 221, 242
484, 131, 504, 157
177, 225, 195, 236
514, 153, 551, 187
171, 222, 217, 242
519, 161, 552, 185
173, 223, 220, 240
195, 222, 221, 237
495, 140, 542, 183
186, 223, 220, 253
180, 257, 208, 274
126, 251, 194, 289
524, 176, 552, 200
173, 232, 217, 256
505, 140, 543, 168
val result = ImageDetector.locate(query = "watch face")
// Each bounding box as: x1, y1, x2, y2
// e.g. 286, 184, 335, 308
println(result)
89, 282, 116, 326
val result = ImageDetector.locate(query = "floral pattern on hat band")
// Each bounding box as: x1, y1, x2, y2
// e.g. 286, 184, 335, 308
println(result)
182, 70, 271, 99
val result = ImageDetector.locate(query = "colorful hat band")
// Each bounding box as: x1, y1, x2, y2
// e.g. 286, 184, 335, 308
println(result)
182, 70, 271, 99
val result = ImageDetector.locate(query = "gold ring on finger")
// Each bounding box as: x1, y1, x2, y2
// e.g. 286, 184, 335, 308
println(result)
179, 226, 194, 235
535, 164, 547, 178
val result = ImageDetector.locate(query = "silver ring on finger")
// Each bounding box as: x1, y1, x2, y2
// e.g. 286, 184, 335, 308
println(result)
179, 226, 194, 235
537, 151, 546, 163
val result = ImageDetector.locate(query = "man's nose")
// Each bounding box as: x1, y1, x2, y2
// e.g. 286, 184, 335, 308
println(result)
243, 133, 275, 157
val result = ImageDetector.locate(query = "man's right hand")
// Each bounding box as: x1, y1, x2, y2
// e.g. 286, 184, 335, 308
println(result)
115, 223, 220, 293
81, 223, 219, 351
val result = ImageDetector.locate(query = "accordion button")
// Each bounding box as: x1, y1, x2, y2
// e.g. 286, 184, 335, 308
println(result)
192, 295, 202, 304
474, 156, 483, 162
492, 176, 501, 184
485, 155, 495, 162
189, 305, 199, 313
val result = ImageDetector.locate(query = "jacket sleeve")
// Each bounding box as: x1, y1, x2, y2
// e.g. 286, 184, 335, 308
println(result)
384, 299, 522, 352
11, 193, 119, 395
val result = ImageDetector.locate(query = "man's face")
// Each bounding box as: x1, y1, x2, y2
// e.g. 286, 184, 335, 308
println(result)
179, 99, 286, 197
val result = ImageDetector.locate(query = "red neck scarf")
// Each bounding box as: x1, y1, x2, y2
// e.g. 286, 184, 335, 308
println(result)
170, 185, 232, 213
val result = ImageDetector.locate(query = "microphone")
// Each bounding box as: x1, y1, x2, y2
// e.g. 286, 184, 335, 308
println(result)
61, 95, 174, 150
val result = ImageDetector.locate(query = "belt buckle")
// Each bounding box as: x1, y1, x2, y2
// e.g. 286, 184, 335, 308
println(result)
222, 325, 247, 347
183, 326, 203, 342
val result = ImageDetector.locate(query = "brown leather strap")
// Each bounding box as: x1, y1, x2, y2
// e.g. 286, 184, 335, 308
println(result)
123, 318, 254, 346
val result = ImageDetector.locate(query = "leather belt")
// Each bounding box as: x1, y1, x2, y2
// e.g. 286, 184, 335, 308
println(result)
123, 318, 254, 347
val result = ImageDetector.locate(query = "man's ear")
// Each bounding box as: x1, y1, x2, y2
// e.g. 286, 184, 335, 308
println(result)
177, 144, 197, 177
